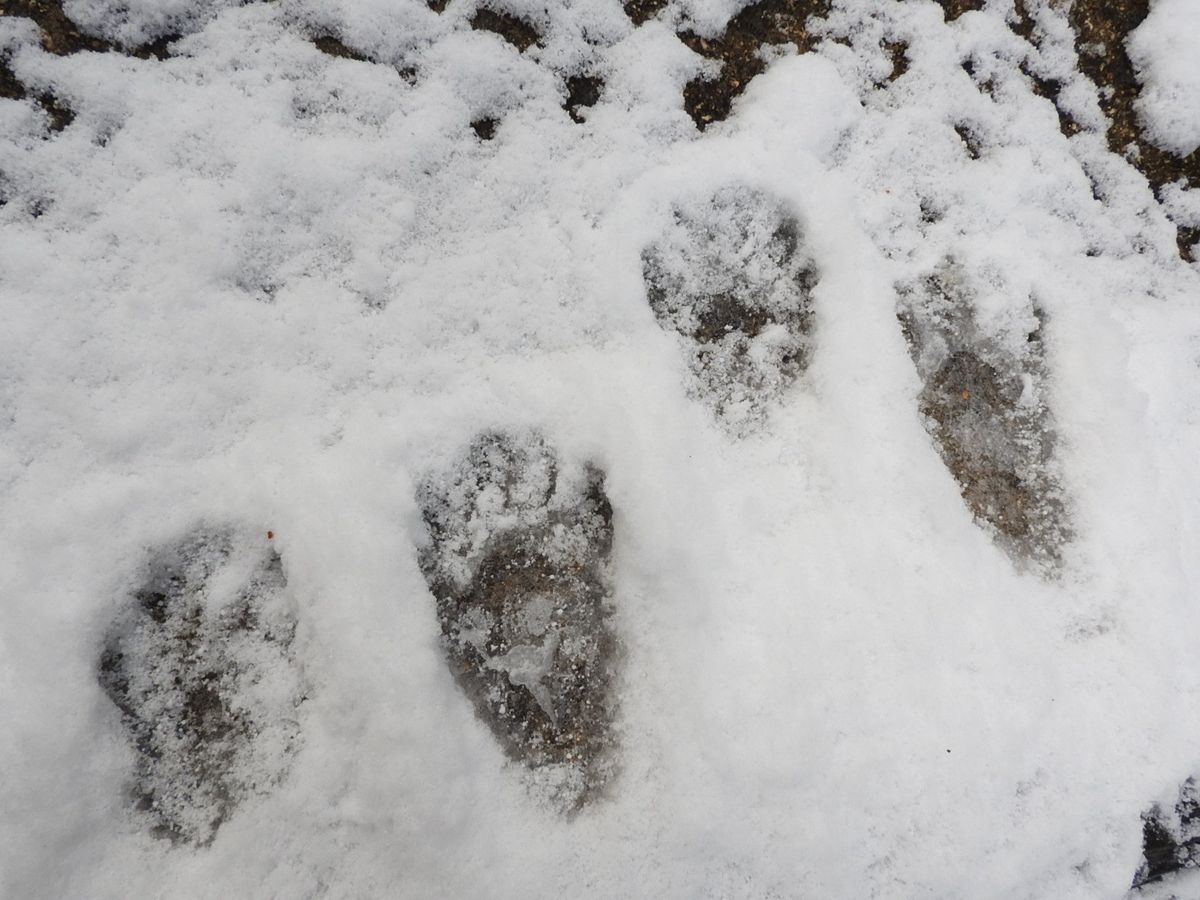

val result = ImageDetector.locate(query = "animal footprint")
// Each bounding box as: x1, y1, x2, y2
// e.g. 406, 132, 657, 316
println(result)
898, 259, 1070, 570
416, 431, 618, 810
642, 185, 819, 432
98, 525, 304, 845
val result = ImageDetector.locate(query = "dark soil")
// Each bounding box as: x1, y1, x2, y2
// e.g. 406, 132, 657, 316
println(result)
623, 0, 667, 26
898, 261, 1070, 571
564, 74, 603, 123
469, 7, 542, 53
417, 432, 618, 810
471, 116, 498, 140
677, 0, 829, 129
662, 0, 1197, 257
1133, 779, 1200, 889
932, 0, 984, 23
883, 38, 908, 83
0, 54, 71, 129
1019, 59, 1083, 138
98, 527, 303, 845
0, 0, 111, 55
1067, 0, 1200, 260
0, 0, 178, 57
310, 34, 371, 63
0, 0, 179, 133
954, 123, 982, 160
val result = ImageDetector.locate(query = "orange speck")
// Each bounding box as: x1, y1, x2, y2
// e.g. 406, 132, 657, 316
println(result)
961, 390, 970, 401
266, 530, 274, 540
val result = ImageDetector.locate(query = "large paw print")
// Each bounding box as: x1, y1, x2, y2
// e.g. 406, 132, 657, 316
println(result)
416, 430, 618, 811
642, 185, 819, 434
98, 525, 304, 845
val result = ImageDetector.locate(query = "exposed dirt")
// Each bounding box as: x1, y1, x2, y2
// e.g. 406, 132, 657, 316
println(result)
0, 54, 71, 130
1, 0, 111, 55
623, 0, 667, 26
0, 0, 178, 134
1067, 0, 1200, 260
469, 6, 542, 53
8, 0, 1198, 264
932, 0, 985, 22
1020, 60, 1083, 138
677, 0, 829, 129
898, 261, 1070, 572
564, 73, 603, 123
417, 432, 618, 811
471, 116, 498, 140
98, 527, 304, 845
643, 185, 818, 432
954, 123, 982, 160
882, 38, 908, 83
1134, 779, 1200, 889
310, 34, 371, 63
661, 0, 1197, 258
0, 0, 179, 57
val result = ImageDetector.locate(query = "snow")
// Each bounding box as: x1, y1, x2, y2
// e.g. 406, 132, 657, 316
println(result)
1128, 0, 1200, 158
2, 0, 1200, 897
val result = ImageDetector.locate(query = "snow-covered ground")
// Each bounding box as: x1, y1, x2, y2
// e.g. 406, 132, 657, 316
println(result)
1129, 0, 1200, 159
2, 0, 1200, 897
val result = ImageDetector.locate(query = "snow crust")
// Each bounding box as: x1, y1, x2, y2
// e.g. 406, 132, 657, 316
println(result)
1128, 0, 1200, 158
2, 0, 1200, 897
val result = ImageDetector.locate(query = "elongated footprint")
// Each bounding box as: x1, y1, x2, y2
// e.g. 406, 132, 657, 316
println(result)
416, 431, 618, 810
898, 259, 1070, 570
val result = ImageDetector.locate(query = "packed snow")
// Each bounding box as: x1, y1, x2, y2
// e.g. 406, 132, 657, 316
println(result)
2, 0, 1200, 897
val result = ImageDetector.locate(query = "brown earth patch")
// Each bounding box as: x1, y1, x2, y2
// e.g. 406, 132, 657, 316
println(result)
1067, 0, 1200, 260
0, 0, 179, 57
883, 38, 908, 83
623, 0, 667, 26
677, 0, 829, 129
469, 6, 541, 52
311, 33, 372, 63
933, 0, 985, 22
564, 73, 603, 122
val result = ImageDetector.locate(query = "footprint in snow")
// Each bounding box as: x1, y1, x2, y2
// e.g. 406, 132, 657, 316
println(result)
897, 257, 1071, 572
416, 430, 618, 811
641, 184, 819, 434
97, 525, 304, 846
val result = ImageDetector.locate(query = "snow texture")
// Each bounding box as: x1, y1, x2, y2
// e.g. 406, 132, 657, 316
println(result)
1128, 0, 1200, 158
2, 0, 1200, 897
